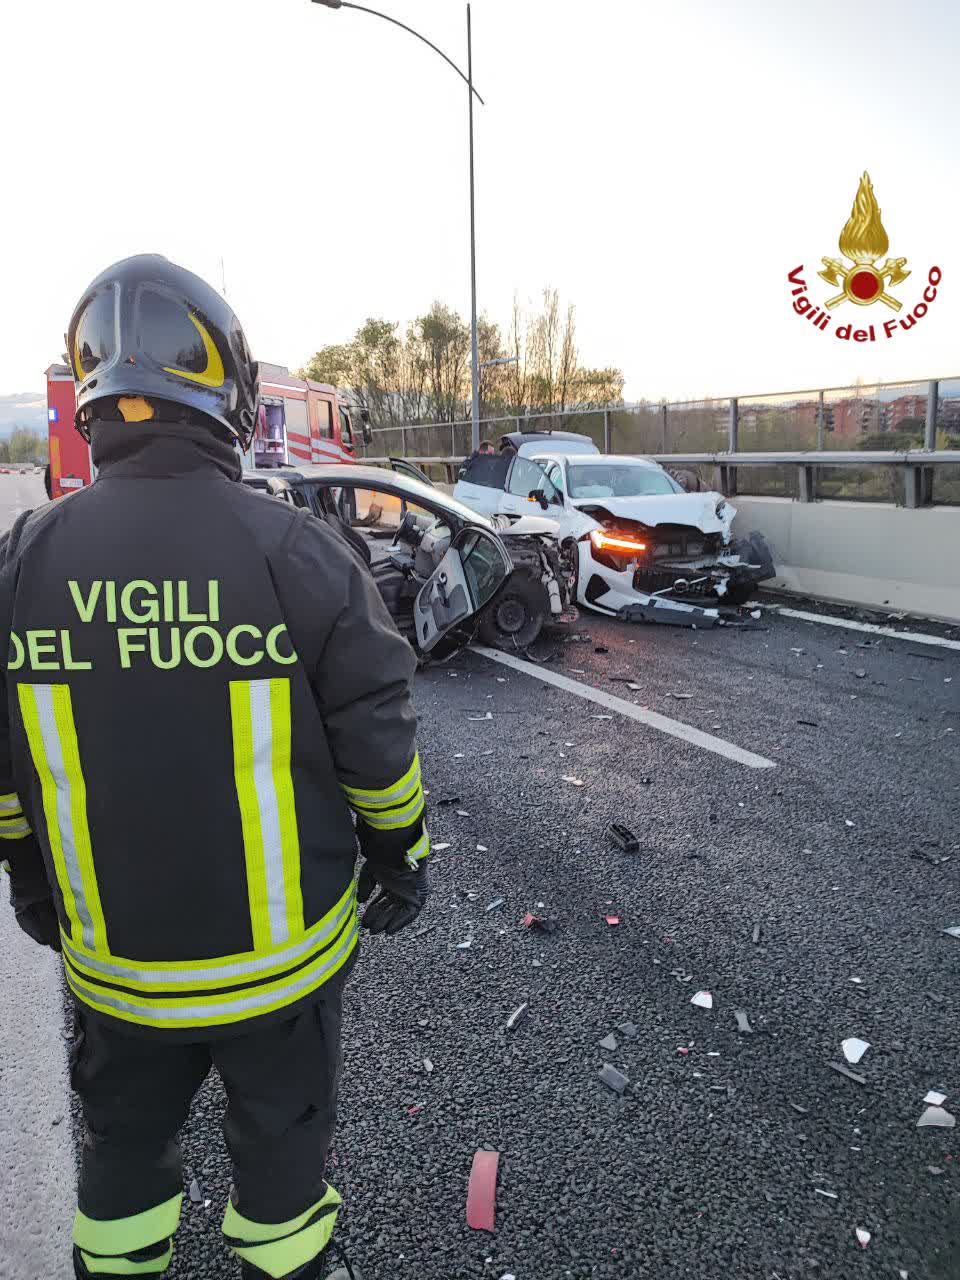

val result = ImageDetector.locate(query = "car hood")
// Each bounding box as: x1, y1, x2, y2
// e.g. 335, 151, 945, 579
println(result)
570, 491, 735, 537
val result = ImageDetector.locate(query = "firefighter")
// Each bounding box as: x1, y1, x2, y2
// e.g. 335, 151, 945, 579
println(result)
0, 255, 432, 1280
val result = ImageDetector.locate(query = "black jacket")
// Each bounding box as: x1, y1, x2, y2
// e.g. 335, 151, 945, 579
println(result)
0, 423, 427, 1036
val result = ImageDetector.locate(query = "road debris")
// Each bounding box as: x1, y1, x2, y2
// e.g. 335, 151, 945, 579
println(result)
598, 1063, 630, 1094
917, 1105, 955, 1129
188, 1178, 203, 1205
456, 938, 474, 950
923, 1090, 947, 1106
598, 1033, 619, 1052
691, 991, 713, 1010
844, 819, 855, 827
752, 923, 762, 944
562, 776, 585, 786
604, 914, 620, 926
422, 1058, 434, 1074
609, 822, 639, 853
854, 669, 867, 678
797, 719, 819, 727
485, 897, 505, 913
855, 1228, 871, 1248
789, 1102, 809, 1115
927, 1166, 946, 1176
456, 809, 471, 817
943, 926, 960, 939
733, 1009, 754, 1035
590, 713, 613, 720
521, 911, 557, 933
467, 712, 494, 721
841, 1037, 870, 1065
827, 1061, 866, 1085
814, 1188, 838, 1199
466, 1150, 500, 1231
506, 1003, 529, 1033
617, 1021, 639, 1039
670, 692, 694, 700
849, 976, 864, 985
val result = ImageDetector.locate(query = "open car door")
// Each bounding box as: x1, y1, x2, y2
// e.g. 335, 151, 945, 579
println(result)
413, 527, 512, 654
389, 457, 436, 487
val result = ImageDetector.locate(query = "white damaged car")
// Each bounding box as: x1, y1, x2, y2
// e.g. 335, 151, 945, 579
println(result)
454, 432, 774, 624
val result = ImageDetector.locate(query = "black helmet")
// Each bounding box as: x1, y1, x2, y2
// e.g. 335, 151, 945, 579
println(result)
67, 254, 259, 449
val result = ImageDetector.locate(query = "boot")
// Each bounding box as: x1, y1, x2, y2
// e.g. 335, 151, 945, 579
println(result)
239, 1246, 364, 1280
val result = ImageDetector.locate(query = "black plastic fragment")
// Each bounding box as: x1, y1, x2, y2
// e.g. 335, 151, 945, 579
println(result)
609, 823, 640, 854
188, 1178, 203, 1205
617, 1021, 639, 1040
827, 1061, 866, 1086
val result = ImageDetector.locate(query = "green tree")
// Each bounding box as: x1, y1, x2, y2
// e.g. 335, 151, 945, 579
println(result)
8, 428, 45, 463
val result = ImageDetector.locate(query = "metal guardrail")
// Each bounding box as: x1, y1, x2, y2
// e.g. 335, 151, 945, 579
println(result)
366, 450, 960, 508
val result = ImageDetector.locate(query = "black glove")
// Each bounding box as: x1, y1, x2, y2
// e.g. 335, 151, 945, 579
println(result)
15, 899, 62, 951
357, 860, 430, 936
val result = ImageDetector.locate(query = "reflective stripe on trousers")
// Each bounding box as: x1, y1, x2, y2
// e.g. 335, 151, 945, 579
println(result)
73, 1193, 181, 1276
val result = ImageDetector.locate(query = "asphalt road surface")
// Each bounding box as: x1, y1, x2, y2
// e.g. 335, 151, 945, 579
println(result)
1, 473, 958, 1280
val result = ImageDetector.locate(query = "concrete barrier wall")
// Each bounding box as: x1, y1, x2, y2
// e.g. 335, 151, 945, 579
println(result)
732, 496, 960, 623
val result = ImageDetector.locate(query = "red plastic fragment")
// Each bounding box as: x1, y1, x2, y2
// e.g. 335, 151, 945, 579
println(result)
466, 1150, 500, 1231
522, 912, 537, 928
677, 1047, 690, 1056
605, 915, 620, 926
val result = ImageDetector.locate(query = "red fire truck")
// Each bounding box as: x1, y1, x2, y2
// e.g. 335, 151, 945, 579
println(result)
45, 363, 93, 498
254, 363, 371, 468
45, 360, 370, 493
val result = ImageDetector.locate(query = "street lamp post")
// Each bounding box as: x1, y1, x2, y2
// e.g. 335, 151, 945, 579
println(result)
312, 0, 485, 451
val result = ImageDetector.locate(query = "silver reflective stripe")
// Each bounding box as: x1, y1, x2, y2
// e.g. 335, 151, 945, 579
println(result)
0, 793, 22, 812
61, 887, 356, 988
33, 685, 96, 948
405, 831, 430, 868
247, 680, 289, 946
68, 922, 360, 1022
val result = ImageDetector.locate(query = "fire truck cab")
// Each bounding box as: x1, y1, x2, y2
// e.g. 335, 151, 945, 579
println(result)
252, 364, 372, 470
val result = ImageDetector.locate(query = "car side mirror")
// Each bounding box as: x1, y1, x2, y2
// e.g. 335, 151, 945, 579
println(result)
413, 527, 511, 653
528, 489, 549, 510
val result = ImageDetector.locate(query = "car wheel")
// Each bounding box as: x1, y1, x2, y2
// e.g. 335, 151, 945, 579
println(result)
478, 573, 549, 649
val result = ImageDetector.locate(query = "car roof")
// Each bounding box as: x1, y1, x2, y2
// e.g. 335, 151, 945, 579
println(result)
242, 463, 496, 529
534, 451, 662, 469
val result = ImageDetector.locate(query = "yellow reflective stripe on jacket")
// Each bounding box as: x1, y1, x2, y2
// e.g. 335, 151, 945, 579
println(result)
342, 753, 421, 810
73, 1192, 182, 1257
61, 880, 357, 993
0, 791, 23, 811
358, 792, 425, 831
17, 684, 107, 952
62, 915, 359, 1030
404, 830, 431, 869
0, 817, 32, 839
223, 1185, 341, 1278
230, 678, 304, 950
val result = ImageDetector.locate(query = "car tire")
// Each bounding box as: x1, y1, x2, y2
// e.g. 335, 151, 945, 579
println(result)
478, 572, 549, 649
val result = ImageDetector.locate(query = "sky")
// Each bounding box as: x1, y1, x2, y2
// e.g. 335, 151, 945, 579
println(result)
2, 0, 958, 405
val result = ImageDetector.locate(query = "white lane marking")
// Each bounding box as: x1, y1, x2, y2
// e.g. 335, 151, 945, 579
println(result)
472, 645, 776, 770
768, 607, 960, 653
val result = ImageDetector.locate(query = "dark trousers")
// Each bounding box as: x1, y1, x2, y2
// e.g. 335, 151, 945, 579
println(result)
70, 991, 343, 1261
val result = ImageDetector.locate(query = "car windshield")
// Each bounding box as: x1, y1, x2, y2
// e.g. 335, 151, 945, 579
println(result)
566, 463, 683, 499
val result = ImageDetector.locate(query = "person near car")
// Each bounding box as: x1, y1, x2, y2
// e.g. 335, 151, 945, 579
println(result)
458, 438, 496, 477
0, 254, 431, 1280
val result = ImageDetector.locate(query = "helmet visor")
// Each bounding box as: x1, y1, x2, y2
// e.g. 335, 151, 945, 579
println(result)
72, 285, 119, 381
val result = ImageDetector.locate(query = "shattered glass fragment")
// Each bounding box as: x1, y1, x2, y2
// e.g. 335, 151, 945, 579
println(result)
598, 1063, 630, 1094
917, 1105, 955, 1128
598, 1033, 618, 1052
691, 991, 713, 1010
841, 1038, 870, 1065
